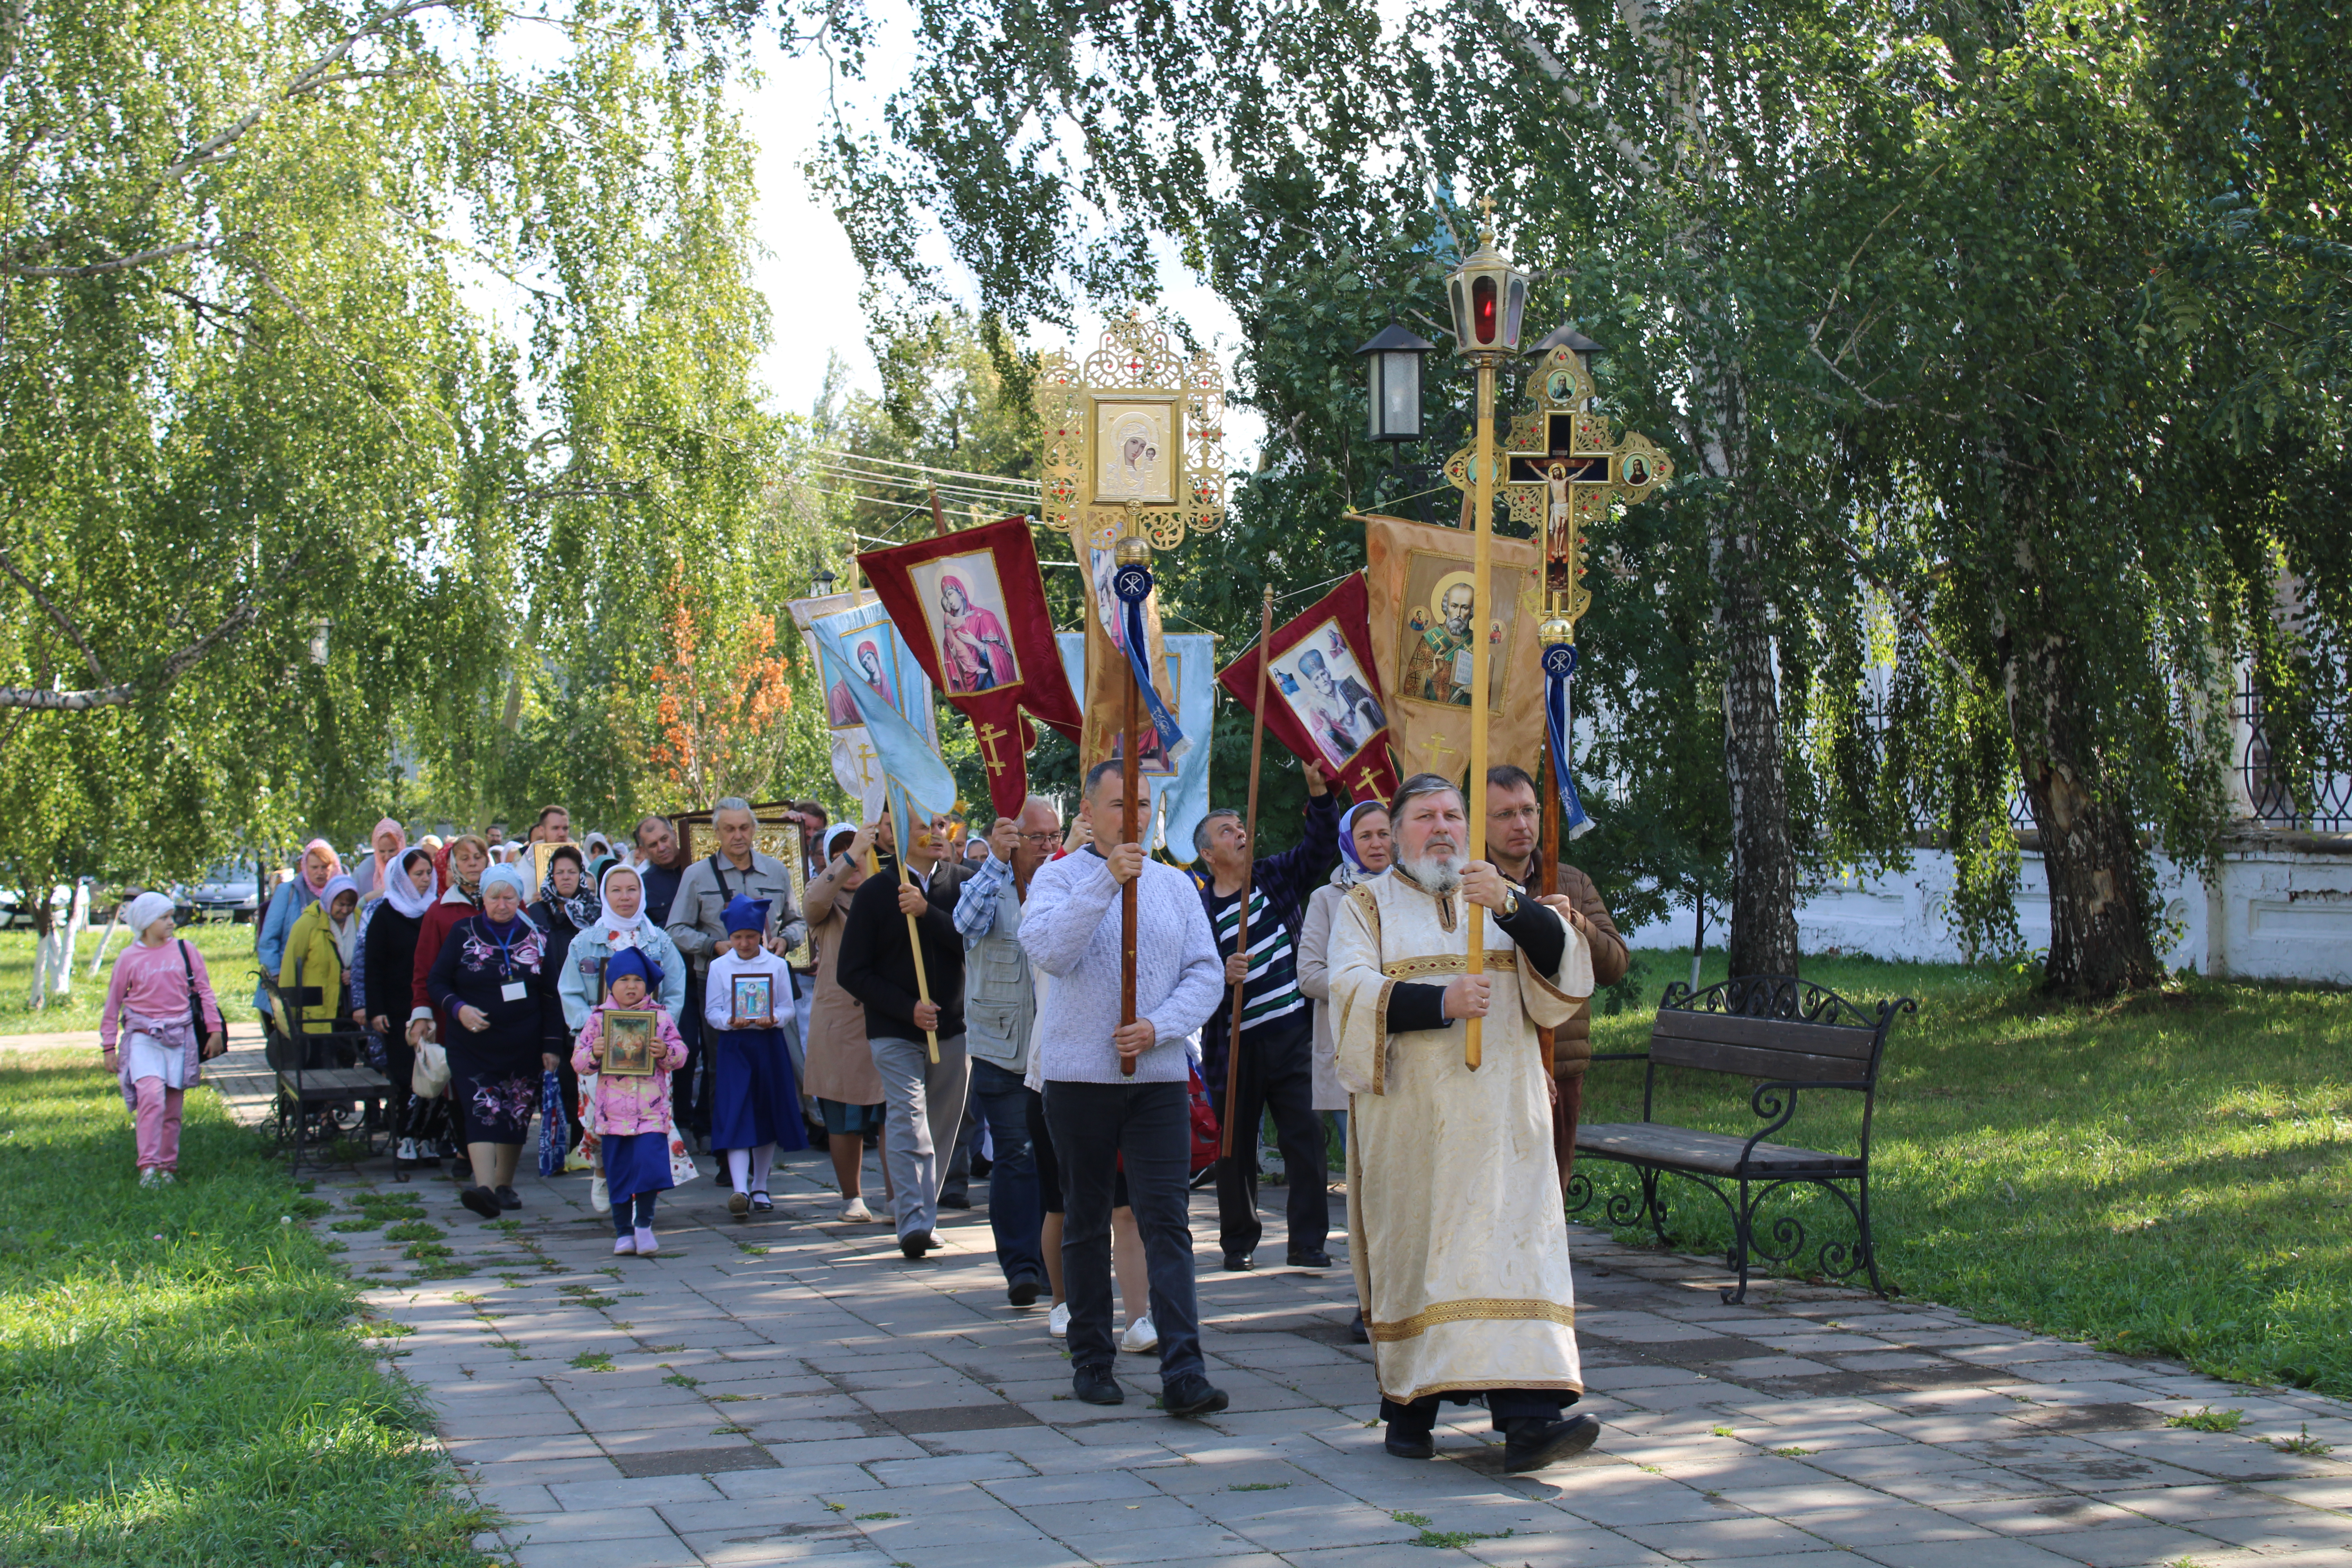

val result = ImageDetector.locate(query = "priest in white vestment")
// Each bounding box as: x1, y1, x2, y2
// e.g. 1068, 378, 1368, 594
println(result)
1329, 773, 1601, 1471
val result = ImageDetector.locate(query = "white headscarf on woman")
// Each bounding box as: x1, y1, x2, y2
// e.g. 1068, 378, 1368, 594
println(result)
384, 847, 437, 920
595, 862, 645, 947
318, 874, 361, 966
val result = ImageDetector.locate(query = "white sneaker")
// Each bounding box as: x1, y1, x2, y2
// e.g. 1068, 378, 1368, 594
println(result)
156, 1170, 176, 1185
1119, 1315, 1159, 1354
840, 1197, 873, 1223
138, 1168, 161, 1189
1047, 1301, 1071, 1339
633, 1227, 659, 1256
396, 1138, 418, 1162
613, 1235, 637, 1255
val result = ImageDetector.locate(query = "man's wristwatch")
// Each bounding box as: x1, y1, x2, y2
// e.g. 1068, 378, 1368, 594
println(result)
1498, 887, 1522, 918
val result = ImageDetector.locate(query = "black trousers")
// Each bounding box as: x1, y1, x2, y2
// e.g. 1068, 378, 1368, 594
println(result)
1383, 1389, 1571, 1431
676, 972, 709, 1140
1043, 1080, 1203, 1385
1210, 1026, 1328, 1259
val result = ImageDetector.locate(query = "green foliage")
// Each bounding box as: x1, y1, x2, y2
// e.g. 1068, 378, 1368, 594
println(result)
2166, 1406, 2243, 1432
0, 1050, 490, 1565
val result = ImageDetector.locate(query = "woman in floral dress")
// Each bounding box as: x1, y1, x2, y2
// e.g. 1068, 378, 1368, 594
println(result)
428, 863, 563, 1219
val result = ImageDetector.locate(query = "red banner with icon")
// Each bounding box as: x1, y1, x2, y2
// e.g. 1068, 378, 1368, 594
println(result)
857, 516, 1084, 822
1215, 573, 1402, 805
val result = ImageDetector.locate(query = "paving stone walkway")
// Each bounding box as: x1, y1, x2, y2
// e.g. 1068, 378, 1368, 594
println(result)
278, 1094, 2352, 1568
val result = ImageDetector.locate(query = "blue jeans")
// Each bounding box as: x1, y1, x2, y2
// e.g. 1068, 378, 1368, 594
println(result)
1044, 1079, 1203, 1386
968, 1060, 1046, 1287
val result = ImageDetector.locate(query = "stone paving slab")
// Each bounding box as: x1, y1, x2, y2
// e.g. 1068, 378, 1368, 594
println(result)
235, 1073, 2352, 1568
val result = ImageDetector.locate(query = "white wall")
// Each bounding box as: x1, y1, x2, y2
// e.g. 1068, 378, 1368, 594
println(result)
1619, 842, 2352, 985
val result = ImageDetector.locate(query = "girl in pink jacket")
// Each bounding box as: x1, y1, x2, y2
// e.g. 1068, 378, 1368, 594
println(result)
570, 947, 688, 1255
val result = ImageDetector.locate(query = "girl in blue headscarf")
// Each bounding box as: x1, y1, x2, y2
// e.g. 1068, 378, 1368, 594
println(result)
572, 946, 689, 1256
702, 893, 808, 1217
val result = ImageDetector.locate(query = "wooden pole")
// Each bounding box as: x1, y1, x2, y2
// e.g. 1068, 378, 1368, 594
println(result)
1220, 585, 1276, 1157
1118, 510, 1143, 1076
1465, 358, 1495, 1071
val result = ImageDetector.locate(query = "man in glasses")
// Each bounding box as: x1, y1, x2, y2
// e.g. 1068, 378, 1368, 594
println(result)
947, 799, 1065, 1303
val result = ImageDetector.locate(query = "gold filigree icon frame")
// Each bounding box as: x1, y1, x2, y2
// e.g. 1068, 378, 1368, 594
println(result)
1035, 314, 1228, 551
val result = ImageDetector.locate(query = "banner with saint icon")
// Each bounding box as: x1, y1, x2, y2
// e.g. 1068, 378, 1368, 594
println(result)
1359, 511, 1546, 786
786, 589, 939, 820
856, 516, 1085, 821
1214, 573, 1402, 805
1059, 631, 1215, 858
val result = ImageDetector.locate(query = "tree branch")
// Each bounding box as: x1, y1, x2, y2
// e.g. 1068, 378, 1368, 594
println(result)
0, 547, 105, 682
0, 238, 217, 279
1481, 1, 1659, 180
0, 583, 272, 711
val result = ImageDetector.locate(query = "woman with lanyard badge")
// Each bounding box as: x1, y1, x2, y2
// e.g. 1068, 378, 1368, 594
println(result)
428, 862, 563, 1218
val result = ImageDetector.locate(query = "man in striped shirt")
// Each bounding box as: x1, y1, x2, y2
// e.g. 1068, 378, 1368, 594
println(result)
1194, 760, 1341, 1270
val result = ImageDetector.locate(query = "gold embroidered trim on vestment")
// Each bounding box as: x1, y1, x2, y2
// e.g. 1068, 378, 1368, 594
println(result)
1372, 977, 1395, 1096
1384, 1377, 1588, 1405
1435, 892, 1457, 935
1368, 1298, 1577, 1342
1379, 951, 1518, 981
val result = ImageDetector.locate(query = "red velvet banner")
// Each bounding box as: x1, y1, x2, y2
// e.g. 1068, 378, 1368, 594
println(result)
1215, 573, 1402, 805
857, 516, 1085, 822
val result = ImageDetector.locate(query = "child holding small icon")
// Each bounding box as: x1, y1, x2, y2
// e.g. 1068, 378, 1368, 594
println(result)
571, 946, 688, 1255
703, 893, 807, 1218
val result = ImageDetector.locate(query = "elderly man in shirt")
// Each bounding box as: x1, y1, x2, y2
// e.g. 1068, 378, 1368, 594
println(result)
665, 797, 809, 1147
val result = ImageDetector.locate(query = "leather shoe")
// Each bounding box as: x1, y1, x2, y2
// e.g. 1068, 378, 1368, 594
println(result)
939, 1190, 972, 1210
1007, 1276, 1043, 1307
458, 1185, 500, 1220
494, 1185, 521, 1210
1384, 1425, 1435, 1460
1073, 1366, 1125, 1405
1503, 1413, 1601, 1472
1287, 1248, 1332, 1268
1348, 1309, 1370, 1344
1221, 1252, 1254, 1271
899, 1230, 936, 1259
1160, 1373, 1229, 1418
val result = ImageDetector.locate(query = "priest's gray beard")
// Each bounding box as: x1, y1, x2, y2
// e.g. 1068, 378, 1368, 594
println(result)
1397, 842, 1466, 894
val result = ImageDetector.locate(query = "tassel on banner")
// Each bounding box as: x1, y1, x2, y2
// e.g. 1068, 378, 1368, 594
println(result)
1543, 643, 1596, 840
1116, 563, 1189, 763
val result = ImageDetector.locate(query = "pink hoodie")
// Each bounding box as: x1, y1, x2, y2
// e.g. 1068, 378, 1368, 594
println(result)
570, 996, 688, 1135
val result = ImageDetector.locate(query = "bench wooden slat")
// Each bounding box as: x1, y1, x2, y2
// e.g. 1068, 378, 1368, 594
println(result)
1651, 1009, 1879, 1060
1649, 1038, 1870, 1083
1575, 1121, 1862, 1176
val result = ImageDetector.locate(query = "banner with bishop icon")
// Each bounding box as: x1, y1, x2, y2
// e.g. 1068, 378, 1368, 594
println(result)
786, 590, 940, 820
1358, 510, 1546, 788
1214, 573, 1403, 805
855, 515, 1086, 822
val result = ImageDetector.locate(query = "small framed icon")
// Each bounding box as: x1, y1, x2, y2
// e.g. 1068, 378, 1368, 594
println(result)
600, 1010, 659, 1076
731, 973, 775, 1027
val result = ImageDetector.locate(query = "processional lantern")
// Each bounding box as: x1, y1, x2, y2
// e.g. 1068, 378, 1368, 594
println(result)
1356, 323, 1436, 443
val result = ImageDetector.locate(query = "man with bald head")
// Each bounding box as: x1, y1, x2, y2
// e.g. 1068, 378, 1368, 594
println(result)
949, 797, 1062, 1303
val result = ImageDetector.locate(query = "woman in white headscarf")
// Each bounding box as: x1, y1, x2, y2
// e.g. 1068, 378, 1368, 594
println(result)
356, 847, 448, 1167
100, 891, 227, 1185
280, 873, 361, 1060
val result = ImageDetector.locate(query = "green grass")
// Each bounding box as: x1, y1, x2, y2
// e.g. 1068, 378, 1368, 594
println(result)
0, 924, 265, 1037
1585, 950, 2352, 1395
0, 1049, 491, 1566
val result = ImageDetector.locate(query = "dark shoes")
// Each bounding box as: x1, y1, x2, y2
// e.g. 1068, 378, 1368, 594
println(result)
1221, 1252, 1254, 1271
939, 1191, 973, 1210
1161, 1374, 1229, 1419
899, 1230, 936, 1259
458, 1185, 501, 1220
494, 1185, 521, 1210
1348, 1309, 1370, 1344
749, 1192, 773, 1214
1503, 1413, 1601, 1472
1287, 1248, 1332, 1269
1073, 1366, 1125, 1405
1006, 1276, 1043, 1307
1385, 1424, 1436, 1460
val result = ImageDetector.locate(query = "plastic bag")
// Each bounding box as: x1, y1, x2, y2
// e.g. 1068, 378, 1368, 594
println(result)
412, 1039, 450, 1098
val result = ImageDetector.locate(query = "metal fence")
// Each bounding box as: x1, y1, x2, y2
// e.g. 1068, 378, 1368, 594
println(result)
2239, 682, 2352, 833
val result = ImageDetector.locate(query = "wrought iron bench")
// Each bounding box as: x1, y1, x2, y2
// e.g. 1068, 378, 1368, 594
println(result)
257, 967, 392, 1172
1569, 975, 1916, 1304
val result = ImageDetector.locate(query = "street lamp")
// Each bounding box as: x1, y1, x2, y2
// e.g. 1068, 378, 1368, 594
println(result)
1526, 322, 1606, 379
810, 568, 838, 598
1356, 323, 1436, 443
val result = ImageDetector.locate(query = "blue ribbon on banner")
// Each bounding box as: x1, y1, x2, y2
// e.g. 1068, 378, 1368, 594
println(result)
1114, 562, 1190, 764
1543, 643, 1595, 840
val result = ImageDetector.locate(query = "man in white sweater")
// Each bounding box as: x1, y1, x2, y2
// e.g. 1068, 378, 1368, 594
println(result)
1020, 758, 1229, 1417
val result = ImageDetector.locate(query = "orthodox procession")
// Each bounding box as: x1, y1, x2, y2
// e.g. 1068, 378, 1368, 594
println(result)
2, 3, 2348, 1567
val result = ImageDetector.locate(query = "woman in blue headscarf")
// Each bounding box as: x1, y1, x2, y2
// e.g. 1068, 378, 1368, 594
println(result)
429, 862, 564, 1218
702, 893, 808, 1217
